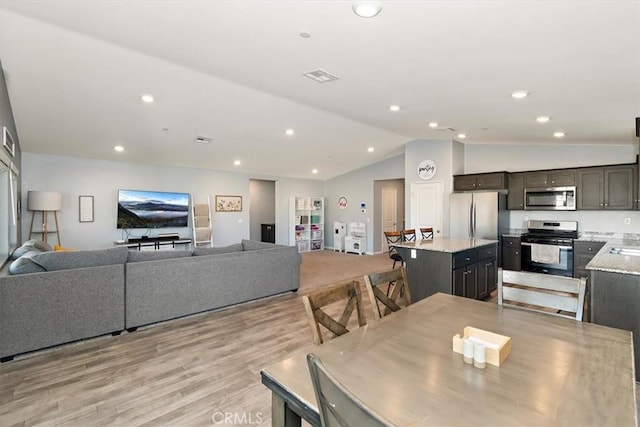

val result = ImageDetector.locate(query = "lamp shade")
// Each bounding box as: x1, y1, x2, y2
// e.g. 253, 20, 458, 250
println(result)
27, 191, 62, 211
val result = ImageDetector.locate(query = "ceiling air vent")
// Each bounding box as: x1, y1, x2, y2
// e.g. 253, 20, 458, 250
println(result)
437, 127, 457, 132
303, 69, 339, 83
194, 136, 214, 144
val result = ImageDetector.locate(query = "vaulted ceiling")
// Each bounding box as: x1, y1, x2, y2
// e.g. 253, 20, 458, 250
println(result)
1, 1, 638, 179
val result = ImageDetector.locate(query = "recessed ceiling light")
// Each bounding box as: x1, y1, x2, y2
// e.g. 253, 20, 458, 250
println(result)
141, 94, 154, 103
234, 160, 241, 166
114, 145, 124, 152
536, 116, 551, 123
352, 1, 382, 18
428, 122, 438, 128
285, 128, 295, 136
553, 131, 566, 138
389, 105, 401, 112
367, 147, 375, 153
457, 133, 467, 139
312, 169, 318, 174
511, 90, 529, 99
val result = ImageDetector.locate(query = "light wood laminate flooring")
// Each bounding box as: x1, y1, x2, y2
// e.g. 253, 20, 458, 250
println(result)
1, 250, 638, 425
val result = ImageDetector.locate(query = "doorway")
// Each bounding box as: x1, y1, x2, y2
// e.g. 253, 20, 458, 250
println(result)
373, 179, 405, 253
249, 179, 275, 242
410, 181, 444, 237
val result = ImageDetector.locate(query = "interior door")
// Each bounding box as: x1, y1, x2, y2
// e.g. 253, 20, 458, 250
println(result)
410, 181, 443, 237
382, 187, 397, 252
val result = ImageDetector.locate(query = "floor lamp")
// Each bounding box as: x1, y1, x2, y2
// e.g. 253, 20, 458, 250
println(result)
27, 190, 62, 246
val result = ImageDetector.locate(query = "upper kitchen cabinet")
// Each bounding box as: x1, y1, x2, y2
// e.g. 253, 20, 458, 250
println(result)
453, 172, 507, 191
525, 169, 576, 188
577, 164, 636, 210
507, 173, 525, 210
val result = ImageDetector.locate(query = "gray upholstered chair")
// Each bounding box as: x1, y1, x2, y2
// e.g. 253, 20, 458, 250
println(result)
307, 353, 394, 427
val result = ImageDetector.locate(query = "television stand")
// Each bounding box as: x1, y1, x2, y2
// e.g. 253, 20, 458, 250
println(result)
114, 236, 191, 251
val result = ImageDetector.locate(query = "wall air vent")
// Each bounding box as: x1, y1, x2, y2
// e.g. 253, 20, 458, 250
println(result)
194, 136, 214, 144
303, 69, 339, 83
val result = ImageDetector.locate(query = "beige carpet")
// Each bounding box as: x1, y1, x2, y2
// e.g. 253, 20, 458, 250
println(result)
299, 250, 393, 294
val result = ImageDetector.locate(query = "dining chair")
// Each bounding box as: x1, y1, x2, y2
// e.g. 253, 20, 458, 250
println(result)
302, 280, 367, 345
383, 231, 404, 269
364, 267, 411, 320
401, 229, 416, 242
420, 227, 434, 240
497, 269, 587, 321
307, 353, 394, 427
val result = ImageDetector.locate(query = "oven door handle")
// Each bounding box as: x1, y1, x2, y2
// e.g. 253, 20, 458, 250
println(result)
521, 242, 573, 250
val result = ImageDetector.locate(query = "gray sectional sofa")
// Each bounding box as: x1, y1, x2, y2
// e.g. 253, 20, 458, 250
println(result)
0, 239, 301, 361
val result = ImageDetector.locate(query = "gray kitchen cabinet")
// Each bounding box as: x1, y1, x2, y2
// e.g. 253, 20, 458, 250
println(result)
573, 240, 605, 279
577, 165, 635, 210
507, 173, 525, 210
453, 172, 507, 191
397, 243, 497, 302
525, 169, 576, 187
591, 270, 640, 381
501, 235, 521, 271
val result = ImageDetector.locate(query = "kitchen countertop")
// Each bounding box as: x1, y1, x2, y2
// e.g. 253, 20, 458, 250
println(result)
586, 238, 640, 276
392, 237, 498, 253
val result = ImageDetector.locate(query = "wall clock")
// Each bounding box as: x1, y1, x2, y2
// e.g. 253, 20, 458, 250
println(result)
337, 196, 348, 209
417, 160, 437, 180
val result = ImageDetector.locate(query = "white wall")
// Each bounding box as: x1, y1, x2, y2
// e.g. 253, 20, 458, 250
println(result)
404, 139, 461, 237
324, 154, 405, 253
22, 153, 321, 249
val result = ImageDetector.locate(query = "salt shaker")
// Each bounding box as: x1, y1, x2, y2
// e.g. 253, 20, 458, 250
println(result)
463, 338, 474, 364
474, 342, 486, 369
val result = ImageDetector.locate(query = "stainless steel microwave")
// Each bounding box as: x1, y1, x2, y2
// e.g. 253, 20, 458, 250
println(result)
524, 186, 576, 210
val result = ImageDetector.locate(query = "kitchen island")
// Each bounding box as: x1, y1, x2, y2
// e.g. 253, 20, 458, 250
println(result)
393, 238, 498, 303
586, 238, 640, 381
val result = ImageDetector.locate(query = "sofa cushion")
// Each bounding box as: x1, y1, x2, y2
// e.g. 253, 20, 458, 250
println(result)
9, 252, 47, 275
193, 243, 243, 256
128, 250, 193, 262
241, 239, 279, 251
30, 246, 129, 271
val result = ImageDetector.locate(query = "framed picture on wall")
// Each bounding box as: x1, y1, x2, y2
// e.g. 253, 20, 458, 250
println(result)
3, 126, 15, 158
79, 195, 94, 222
215, 195, 242, 212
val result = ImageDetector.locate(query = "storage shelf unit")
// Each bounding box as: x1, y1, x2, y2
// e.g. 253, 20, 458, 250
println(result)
290, 196, 324, 252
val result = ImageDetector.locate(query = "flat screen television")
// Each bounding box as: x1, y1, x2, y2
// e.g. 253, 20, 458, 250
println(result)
117, 189, 189, 229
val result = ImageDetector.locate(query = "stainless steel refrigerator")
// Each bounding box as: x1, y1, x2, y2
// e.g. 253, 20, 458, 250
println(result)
449, 191, 509, 239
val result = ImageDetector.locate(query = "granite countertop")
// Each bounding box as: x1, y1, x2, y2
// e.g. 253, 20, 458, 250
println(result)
586, 238, 640, 276
392, 237, 498, 253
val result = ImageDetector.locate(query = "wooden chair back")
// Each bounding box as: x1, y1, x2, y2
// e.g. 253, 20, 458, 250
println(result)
498, 269, 587, 321
302, 280, 367, 345
420, 227, 434, 239
401, 229, 416, 242
307, 353, 394, 427
364, 267, 411, 320
383, 231, 404, 268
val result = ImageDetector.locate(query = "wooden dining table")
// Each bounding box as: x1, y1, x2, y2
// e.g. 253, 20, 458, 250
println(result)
261, 292, 637, 426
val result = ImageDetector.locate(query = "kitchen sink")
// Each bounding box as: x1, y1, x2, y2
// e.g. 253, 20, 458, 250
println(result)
608, 247, 640, 256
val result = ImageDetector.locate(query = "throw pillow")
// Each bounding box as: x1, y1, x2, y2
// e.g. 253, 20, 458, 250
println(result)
30, 246, 129, 271
193, 243, 243, 256
128, 250, 193, 262
10, 244, 43, 260
9, 252, 46, 275
22, 239, 54, 252
54, 245, 76, 252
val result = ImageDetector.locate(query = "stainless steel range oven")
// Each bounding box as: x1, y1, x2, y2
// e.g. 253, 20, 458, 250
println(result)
520, 220, 578, 277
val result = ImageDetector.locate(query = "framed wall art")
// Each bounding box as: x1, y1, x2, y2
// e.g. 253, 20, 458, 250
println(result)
215, 195, 242, 212
79, 195, 94, 222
